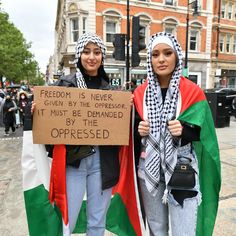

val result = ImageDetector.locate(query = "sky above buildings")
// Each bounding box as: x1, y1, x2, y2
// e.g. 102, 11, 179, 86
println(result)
1, 0, 58, 73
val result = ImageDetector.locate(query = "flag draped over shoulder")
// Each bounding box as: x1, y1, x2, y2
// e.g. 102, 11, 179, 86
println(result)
22, 120, 144, 235
134, 77, 221, 236
21, 131, 63, 236
178, 77, 221, 236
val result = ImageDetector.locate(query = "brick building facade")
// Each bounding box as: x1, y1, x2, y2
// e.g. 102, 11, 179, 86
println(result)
212, 0, 236, 88
52, 0, 236, 89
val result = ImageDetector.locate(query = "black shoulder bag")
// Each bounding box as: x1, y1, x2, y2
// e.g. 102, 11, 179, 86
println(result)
168, 162, 196, 189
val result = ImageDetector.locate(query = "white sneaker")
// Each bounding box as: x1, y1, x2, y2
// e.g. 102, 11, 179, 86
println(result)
4, 133, 9, 136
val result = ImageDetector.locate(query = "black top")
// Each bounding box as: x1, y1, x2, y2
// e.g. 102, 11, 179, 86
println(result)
84, 73, 101, 89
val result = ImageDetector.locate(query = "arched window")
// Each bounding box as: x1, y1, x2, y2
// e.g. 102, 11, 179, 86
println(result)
189, 22, 202, 51
162, 18, 178, 36
136, 14, 152, 47
103, 10, 122, 44
219, 34, 225, 52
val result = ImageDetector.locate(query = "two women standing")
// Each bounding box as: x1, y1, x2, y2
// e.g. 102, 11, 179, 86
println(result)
27, 32, 220, 236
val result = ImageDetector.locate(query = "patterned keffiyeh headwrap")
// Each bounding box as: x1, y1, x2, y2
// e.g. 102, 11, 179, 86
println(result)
144, 32, 183, 196
74, 32, 106, 88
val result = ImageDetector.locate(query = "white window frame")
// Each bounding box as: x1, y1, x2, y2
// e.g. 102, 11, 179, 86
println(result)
219, 34, 225, 53
165, 0, 174, 6
234, 3, 236, 20
189, 22, 202, 52
70, 18, 79, 43
106, 21, 117, 44
82, 17, 87, 34
189, 72, 202, 87
69, 11, 88, 44
221, 1, 226, 18
163, 18, 178, 36
189, 30, 199, 51
103, 11, 121, 45
226, 34, 231, 53
138, 15, 151, 50
139, 22, 149, 50
228, 2, 233, 20
233, 35, 236, 53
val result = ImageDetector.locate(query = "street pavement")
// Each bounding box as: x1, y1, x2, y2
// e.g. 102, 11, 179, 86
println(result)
0, 118, 236, 236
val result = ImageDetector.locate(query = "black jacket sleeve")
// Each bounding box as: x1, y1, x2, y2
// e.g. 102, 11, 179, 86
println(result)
180, 121, 201, 146
134, 108, 142, 169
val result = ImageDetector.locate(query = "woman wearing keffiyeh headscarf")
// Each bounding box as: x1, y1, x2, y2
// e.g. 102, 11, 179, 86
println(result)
133, 32, 221, 235
45, 33, 120, 235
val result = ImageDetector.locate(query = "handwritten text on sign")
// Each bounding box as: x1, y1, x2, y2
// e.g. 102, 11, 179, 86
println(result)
32, 86, 131, 145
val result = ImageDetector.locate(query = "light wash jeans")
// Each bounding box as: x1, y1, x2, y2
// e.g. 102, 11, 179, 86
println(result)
138, 144, 201, 236
66, 146, 112, 236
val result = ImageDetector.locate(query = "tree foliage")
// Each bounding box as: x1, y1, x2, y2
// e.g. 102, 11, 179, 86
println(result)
0, 5, 41, 85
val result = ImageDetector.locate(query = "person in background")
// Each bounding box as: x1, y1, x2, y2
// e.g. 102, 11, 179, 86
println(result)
18, 90, 29, 126
130, 78, 137, 92
0, 91, 5, 127
133, 32, 221, 236
2, 93, 17, 135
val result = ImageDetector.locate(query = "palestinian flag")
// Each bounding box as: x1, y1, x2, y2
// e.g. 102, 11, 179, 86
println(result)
21, 114, 145, 235
134, 77, 221, 236
178, 77, 221, 236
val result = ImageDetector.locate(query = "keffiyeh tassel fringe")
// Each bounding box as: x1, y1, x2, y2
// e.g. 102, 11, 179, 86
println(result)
162, 188, 169, 204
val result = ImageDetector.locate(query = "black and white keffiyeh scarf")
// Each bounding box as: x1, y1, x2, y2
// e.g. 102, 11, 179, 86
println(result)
144, 32, 183, 196
74, 32, 106, 88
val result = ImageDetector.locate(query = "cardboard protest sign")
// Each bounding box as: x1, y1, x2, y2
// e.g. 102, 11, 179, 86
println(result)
32, 86, 131, 145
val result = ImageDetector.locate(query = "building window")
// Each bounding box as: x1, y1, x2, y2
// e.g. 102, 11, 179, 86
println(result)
221, 1, 226, 18
82, 17, 87, 34
165, 0, 174, 5
233, 36, 236, 53
163, 18, 178, 36
233, 4, 236, 20
103, 10, 121, 44
189, 22, 202, 51
70, 18, 79, 43
106, 21, 116, 43
226, 34, 231, 53
189, 30, 198, 51
189, 75, 198, 84
139, 23, 147, 47
165, 27, 174, 34
219, 35, 224, 52
228, 3, 233, 19
137, 15, 151, 48
189, 72, 201, 86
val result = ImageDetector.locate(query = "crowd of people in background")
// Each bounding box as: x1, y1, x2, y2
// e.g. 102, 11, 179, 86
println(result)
0, 86, 33, 136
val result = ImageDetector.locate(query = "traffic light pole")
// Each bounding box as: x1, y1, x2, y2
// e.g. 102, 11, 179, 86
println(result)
126, 0, 130, 90
184, 4, 190, 77
184, 0, 199, 78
